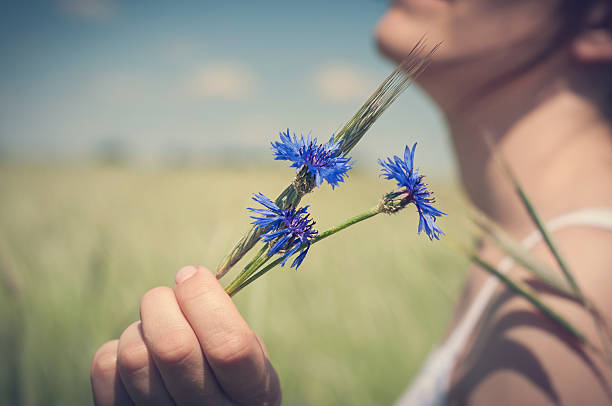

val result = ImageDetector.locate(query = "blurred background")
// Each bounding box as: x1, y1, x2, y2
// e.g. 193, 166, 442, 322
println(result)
0, 0, 470, 404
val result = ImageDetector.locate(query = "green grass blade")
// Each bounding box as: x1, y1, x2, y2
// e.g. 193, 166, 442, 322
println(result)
508, 173, 612, 360
447, 235, 610, 364
489, 143, 612, 361
471, 213, 574, 298
491, 145, 582, 299
469, 253, 594, 347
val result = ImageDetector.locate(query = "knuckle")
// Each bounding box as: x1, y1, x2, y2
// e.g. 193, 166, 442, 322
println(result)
91, 340, 119, 381
117, 342, 149, 375
207, 329, 258, 367
175, 279, 212, 305
150, 328, 197, 366
140, 286, 173, 313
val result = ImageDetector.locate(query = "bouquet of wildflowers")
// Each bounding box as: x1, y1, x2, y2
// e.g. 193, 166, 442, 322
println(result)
212, 41, 444, 296
212, 40, 612, 368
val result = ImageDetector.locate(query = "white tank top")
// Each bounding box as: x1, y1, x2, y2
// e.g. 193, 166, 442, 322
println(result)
394, 207, 612, 406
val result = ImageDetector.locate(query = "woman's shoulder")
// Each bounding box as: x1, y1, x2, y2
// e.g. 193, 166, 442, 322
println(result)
449, 221, 612, 405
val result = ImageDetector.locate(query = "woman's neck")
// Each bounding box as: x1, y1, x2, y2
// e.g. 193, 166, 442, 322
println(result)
432, 64, 612, 237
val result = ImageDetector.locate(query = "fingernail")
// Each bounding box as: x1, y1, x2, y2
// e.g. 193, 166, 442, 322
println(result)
175, 266, 198, 285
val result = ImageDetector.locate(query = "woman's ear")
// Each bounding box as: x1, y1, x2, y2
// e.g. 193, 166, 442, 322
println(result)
572, 28, 612, 63
571, 2, 612, 64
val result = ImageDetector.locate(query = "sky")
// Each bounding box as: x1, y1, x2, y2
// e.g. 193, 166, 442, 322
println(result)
0, 0, 456, 175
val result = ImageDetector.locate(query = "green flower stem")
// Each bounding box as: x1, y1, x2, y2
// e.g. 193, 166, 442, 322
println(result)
226, 257, 284, 297
225, 207, 381, 297
313, 207, 380, 244
223, 245, 272, 296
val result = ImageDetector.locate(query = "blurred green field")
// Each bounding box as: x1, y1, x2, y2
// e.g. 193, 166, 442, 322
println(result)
0, 164, 470, 405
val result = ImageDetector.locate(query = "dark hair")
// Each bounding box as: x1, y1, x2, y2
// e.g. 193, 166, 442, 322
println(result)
558, 0, 612, 110
558, 0, 612, 35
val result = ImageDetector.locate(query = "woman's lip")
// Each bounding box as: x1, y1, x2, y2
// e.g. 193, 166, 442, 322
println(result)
395, 0, 449, 10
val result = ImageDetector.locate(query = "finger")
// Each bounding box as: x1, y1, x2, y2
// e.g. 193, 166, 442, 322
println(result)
91, 340, 134, 406
139, 286, 230, 406
174, 266, 281, 406
116, 321, 175, 405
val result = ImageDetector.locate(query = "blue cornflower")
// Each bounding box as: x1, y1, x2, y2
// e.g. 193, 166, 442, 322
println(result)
248, 193, 318, 269
271, 129, 353, 189
378, 143, 445, 240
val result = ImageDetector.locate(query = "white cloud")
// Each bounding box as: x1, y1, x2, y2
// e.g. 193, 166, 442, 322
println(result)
312, 62, 377, 103
58, 0, 115, 20
187, 63, 256, 101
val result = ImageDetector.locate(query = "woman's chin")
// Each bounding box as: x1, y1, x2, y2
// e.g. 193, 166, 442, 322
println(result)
375, 14, 417, 64
375, 8, 444, 64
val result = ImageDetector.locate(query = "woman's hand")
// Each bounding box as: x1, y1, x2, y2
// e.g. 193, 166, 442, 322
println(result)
90, 266, 281, 406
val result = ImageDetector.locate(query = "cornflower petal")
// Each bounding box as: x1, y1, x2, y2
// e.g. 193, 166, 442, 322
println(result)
251, 193, 280, 212
379, 143, 446, 240
268, 235, 291, 256
247, 193, 318, 268
280, 242, 302, 266
248, 193, 286, 231
291, 242, 310, 268
271, 129, 353, 189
